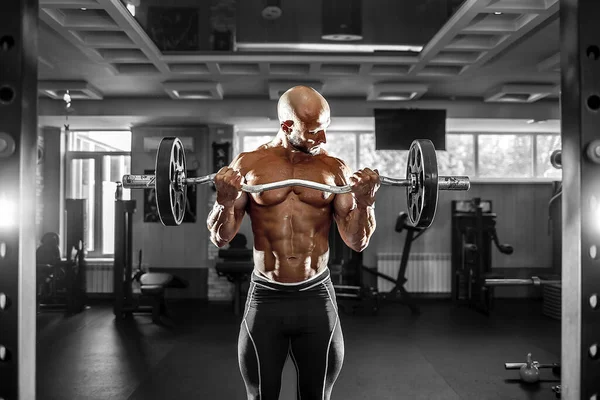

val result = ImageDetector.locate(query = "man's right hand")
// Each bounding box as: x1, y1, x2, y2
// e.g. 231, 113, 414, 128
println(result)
214, 167, 244, 206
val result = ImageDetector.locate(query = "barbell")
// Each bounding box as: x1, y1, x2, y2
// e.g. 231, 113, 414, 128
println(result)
484, 275, 561, 287
121, 137, 471, 227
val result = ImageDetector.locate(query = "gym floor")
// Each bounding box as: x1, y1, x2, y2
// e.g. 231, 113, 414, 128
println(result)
37, 299, 560, 400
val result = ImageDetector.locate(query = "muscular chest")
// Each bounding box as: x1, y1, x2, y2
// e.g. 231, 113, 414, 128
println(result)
245, 158, 337, 207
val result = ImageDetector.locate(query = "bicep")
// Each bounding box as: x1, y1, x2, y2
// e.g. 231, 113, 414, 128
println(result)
233, 191, 248, 221
333, 192, 354, 222
331, 158, 356, 223
230, 151, 250, 220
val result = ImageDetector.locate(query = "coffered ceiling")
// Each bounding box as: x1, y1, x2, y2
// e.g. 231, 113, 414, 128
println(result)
35, 0, 561, 130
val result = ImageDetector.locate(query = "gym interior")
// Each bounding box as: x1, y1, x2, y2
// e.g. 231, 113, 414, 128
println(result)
2, 0, 598, 399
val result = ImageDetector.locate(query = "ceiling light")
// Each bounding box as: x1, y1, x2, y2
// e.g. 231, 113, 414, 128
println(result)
235, 42, 423, 53
262, 0, 282, 20
322, 0, 362, 41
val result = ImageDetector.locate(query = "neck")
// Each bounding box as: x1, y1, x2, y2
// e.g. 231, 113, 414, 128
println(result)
272, 129, 305, 155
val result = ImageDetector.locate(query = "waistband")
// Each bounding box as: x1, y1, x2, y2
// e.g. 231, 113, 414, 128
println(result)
251, 268, 331, 291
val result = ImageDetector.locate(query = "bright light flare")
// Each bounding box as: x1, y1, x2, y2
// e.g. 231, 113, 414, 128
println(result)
0, 197, 17, 229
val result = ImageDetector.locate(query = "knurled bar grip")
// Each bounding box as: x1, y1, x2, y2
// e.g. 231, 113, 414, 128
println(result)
484, 277, 562, 286
121, 173, 471, 193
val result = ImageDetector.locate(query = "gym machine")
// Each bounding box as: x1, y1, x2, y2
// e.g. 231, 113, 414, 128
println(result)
451, 198, 514, 314
362, 211, 427, 315
113, 184, 187, 324
332, 212, 427, 315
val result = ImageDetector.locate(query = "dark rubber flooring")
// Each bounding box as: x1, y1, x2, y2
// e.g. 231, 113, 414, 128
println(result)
36, 299, 560, 400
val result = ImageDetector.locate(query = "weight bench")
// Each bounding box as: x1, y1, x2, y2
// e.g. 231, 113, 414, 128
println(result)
139, 272, 188, 323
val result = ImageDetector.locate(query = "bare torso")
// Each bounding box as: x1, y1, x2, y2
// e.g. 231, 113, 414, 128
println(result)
237, 145, 349, 283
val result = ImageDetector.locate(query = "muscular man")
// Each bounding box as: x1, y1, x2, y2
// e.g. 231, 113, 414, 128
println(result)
207, 86, 380, 400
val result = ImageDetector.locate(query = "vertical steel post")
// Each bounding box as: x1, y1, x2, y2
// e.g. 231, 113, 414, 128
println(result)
0, 0, 39, 398
561, 0, 600, 397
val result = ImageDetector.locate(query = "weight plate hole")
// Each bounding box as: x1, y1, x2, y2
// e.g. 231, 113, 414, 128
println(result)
0, 293, 7, 310
0, 86, 15, 105
590, 245, 598, 260
0, 36, 14, 52
587, 45, 600, 60
590, 343, 599, 360
0, 345, 9, 361
587, 95, 600, 111
590, 294, 598, 310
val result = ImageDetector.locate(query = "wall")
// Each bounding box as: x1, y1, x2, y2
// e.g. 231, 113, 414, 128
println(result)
38, 126, 64, 248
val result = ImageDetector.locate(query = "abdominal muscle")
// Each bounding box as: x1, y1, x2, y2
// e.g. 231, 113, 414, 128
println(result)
249, 196, 333, 283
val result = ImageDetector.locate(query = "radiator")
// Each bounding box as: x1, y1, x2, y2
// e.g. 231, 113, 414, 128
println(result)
376, 253, 451, 293
85, 261, 114, 294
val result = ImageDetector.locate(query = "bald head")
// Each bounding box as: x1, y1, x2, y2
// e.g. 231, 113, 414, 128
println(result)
277, 86, 330, 127
276, 86, 331, 154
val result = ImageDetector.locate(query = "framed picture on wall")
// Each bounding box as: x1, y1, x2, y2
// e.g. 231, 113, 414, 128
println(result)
143, 169, 197, 223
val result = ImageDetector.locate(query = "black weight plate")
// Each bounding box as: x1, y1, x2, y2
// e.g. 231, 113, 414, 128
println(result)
406, 139, 439, 228
155, 137, 187, 226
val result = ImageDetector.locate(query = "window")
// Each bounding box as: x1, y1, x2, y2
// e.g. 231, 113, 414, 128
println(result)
358, 133, 408, 177
242, 135, 273, 153
535, 134, 562, 179
237, 131, 562, 181
66, 131, 132, 257
477, 134, 533, 178
323, 133, 357, 170
439, 134, 476, 176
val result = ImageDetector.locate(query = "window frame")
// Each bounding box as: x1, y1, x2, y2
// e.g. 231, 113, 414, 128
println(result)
65, 129, 132, 259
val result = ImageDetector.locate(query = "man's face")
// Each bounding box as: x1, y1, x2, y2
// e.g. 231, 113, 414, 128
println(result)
285, 111, 330, 155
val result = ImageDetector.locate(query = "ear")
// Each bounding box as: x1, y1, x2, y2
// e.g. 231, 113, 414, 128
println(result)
281, 120, 294, 133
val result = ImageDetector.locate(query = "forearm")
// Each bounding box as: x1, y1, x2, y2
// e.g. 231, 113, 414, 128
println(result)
207, 201, 238, 247
340, 204, 376, 252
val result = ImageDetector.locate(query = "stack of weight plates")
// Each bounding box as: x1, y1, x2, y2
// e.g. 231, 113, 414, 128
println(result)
543, 283, 561, 320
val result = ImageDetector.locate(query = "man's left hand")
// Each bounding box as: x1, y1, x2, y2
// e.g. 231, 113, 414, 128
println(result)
349, 168, 380, 208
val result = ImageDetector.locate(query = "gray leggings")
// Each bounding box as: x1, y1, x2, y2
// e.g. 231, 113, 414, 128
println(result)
238, 268, 344, 400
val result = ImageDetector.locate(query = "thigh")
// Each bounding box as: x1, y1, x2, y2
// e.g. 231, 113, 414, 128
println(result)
238, 287, 290, 400
289, 283, 344, 400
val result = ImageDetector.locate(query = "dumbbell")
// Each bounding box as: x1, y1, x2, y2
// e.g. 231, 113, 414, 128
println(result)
505, 353, 560, 383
